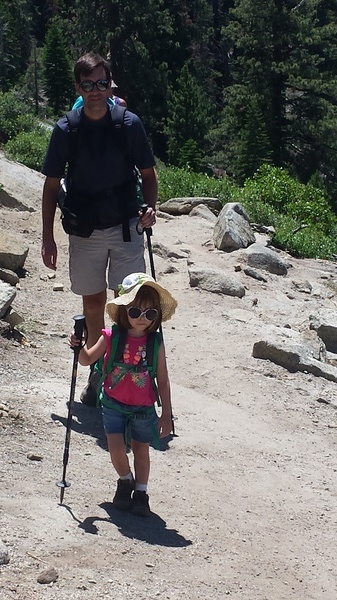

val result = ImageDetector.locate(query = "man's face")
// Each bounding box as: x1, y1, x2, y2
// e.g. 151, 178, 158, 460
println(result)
75, 65, 111, 114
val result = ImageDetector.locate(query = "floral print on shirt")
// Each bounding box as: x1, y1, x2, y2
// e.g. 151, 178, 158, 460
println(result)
107, 342, 148, 391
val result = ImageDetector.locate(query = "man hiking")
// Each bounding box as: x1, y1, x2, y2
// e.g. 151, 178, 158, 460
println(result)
41, 51, 157, 405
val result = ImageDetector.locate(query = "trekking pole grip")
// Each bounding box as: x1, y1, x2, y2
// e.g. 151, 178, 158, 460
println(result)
73, 314, 86, 353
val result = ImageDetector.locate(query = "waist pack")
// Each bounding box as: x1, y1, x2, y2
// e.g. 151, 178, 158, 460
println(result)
58, 179, 95, 237
58, 178, 139, 238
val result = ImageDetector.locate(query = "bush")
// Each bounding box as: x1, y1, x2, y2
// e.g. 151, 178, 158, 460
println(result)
4, 128, 51, 171
0, 91, 38, 143
158, 165, 234, 204
242, 164, 335, 228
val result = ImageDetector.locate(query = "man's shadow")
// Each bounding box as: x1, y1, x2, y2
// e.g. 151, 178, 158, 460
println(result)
69, 503, 192, 548
51, 402, 176, 452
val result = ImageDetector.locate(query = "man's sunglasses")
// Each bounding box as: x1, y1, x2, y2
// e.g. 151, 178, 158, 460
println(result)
127, 307, 158, 321
79, 79, 110, 92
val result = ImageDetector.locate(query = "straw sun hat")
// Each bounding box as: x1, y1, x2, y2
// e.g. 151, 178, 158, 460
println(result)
106, 272, 177, 323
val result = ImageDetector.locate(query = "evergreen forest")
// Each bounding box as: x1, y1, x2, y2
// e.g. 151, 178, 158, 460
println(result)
2, 0, 337, 260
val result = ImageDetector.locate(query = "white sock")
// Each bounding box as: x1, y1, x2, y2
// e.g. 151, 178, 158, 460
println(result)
135, 483, 147, 492
120, 472, 133, 481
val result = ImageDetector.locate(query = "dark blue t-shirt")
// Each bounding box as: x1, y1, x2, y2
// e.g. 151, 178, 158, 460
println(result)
42, 108, 155, 194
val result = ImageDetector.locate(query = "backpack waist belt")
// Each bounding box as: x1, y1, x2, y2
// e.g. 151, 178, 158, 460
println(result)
100, 393, 155, 419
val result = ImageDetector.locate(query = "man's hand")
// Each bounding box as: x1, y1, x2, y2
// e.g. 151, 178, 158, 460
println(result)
41, 238, 57, 270
138, 206, 156, 230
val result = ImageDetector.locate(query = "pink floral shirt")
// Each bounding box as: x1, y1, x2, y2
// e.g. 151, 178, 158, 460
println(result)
102, 328, 156, 406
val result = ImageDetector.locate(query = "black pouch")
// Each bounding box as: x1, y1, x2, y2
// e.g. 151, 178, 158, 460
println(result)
58, 180, 95, 238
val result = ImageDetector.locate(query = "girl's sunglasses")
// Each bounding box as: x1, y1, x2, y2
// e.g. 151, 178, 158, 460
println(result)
79, 79, 110, 92
127, 307, 158, 321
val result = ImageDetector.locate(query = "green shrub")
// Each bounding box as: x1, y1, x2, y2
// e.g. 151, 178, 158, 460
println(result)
4, 128, 51, 171
0, 91, 38, 142
242, 164, 335, 231
158, 165, 234, 204
273, 222, 337, 259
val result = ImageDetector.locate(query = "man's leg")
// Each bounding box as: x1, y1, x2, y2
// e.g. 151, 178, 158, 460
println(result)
80, 290, 107, 405
82, 290, 107, 348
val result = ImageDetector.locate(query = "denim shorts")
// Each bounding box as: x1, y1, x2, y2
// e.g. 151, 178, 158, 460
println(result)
102, 399, 158, 444
69, 218, 145, 295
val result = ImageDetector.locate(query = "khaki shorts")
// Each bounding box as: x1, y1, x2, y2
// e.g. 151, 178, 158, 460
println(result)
69, 218, 145, 295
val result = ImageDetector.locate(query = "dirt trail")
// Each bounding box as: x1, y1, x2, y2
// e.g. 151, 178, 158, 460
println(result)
1, 158, 337, 598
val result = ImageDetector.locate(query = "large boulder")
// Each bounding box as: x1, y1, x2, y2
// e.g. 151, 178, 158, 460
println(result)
188, 265, 245, 298
160, 197, 222, 215
309, 309, 337, 353
0, 230, 29, 271
246, 243, 288, 275
213, 202, 255, 251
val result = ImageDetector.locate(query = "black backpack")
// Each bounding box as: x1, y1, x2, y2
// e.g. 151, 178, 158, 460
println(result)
58, 105, 140, 240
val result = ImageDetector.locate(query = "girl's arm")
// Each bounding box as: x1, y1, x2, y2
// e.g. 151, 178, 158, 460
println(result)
70, 333, 107, 366
156, 343, 173, 437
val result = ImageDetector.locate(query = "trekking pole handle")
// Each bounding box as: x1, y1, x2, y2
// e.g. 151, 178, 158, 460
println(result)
136, 203, 153, 235
73, 314, 86, 350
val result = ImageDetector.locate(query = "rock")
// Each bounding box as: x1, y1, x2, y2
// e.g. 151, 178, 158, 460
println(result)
189, 204, 217, 223
0, 281, 16, 319
292, 280, 312, 294
0, 538, 9, 565
213, 202, 256, 251
243, 267, 268, 283
37, 566, 59, 584
0, 267, 20, 286
53, 284, 64, 291
2, 306, 24, 327
0, 230, 29, 271
0, 150, 43, 212
253, 325, 337, 382
160, 197, 222, 215
27, 452, 43, 461
188, 265, 245, 298
309, 309, 337, 353
151, 240, 189, 260
246, 243, 288, 275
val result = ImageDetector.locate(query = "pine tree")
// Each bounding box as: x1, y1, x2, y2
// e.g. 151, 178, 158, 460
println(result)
42, 16, 73, 115
0, 0, 32, 91
165, 63, 213, 171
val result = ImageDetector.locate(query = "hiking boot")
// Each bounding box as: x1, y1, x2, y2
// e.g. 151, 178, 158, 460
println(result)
131, 490, 151, 517
112, 478, 135, 511
80, 369, 100, 406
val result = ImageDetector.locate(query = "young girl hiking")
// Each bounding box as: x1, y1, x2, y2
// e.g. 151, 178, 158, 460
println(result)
71, 272, 177, 517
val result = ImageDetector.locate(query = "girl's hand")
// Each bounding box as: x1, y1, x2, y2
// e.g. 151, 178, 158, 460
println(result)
158, 413, 172, 438
69, 332, 82, 348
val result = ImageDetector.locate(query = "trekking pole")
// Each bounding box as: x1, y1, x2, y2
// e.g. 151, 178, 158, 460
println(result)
57, 314, 86, 504
137, 204, 176, 435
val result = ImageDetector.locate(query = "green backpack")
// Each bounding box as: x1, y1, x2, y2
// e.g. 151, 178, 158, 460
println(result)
95, 324, 162, 407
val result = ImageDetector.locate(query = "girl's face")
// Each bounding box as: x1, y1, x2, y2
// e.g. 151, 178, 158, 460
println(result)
126, 301, 158, 335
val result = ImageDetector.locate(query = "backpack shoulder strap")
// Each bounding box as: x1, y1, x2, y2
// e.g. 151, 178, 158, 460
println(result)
65, 108, 82, 132
109, 104, 128, 157
110, 104, 127, 129
104, 325, 127, 375
64, 108, 83, 175
146, 331, 162, 378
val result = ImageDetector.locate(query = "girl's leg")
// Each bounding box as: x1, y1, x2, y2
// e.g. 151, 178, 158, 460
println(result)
107, 433, 134, 510
131, 440, 151, 517
106, 433, 130, 476
131, 440, 150, 485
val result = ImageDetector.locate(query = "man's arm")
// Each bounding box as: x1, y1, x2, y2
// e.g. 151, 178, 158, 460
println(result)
41, 176, 60, 270
138, 167, 158, 228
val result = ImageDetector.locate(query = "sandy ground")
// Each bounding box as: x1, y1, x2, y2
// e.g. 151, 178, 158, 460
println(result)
1, 158, 337, 599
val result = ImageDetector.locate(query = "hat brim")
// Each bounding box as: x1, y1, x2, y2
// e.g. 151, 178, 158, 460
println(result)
106, 280, 177, 323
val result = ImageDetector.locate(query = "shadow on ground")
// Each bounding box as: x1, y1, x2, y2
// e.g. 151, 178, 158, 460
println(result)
51, 401, 107, 451
60, 502, 192, 547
